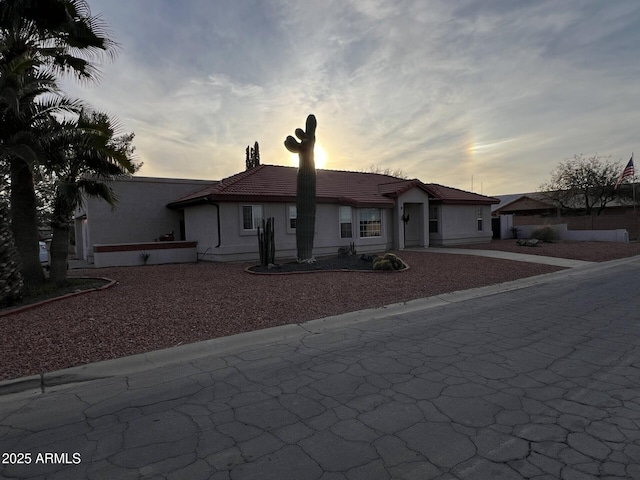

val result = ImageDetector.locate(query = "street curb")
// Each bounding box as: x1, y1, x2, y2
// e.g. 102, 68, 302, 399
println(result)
2, 254, 639, 397
0, 375, 42, 395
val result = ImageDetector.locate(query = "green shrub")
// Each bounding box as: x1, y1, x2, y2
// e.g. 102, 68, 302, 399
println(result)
373, 253, 406, 271
530, 226, 558, 243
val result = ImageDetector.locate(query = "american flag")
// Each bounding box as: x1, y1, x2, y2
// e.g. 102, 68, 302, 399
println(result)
614, 156, 635, 189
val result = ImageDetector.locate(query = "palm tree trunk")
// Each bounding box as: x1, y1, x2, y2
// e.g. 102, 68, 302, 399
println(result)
9, 157, 45, 289
49, 193, 72, 285
49, 223, 69, 285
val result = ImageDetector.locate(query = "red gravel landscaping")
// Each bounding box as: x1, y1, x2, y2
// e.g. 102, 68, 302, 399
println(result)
1, 241, 638, 381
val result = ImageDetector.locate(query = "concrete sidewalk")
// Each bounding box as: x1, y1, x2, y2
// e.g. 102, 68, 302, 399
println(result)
408, 247, 595, 268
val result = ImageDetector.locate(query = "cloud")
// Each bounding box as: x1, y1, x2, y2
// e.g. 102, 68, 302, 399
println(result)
57, 0, 640, 195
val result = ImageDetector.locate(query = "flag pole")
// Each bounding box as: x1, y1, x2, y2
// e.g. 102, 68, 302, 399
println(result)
633, 152, 637, 240
633, 152, 636, 214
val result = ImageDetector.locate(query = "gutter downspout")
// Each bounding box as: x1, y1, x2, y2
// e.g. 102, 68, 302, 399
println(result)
206, 197, 221, 248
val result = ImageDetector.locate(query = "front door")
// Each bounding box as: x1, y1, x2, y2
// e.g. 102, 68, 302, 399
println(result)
404, 203, 421, 247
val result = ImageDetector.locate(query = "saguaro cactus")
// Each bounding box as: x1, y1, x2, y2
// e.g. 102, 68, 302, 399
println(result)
257, 217, 275, 266
246, 141, 261, 170
284, 114, 317, 262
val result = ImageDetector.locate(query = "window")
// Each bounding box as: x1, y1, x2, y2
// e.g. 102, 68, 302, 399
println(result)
242, 205, 263, 230
339, 206, 352, 238
429, 206, 439, 233
359, 208, 381, 237
288, 206, 297, 230
476, 207, 483, 231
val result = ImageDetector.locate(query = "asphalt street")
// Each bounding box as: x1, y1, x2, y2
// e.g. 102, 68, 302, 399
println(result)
1, 257, 639, 479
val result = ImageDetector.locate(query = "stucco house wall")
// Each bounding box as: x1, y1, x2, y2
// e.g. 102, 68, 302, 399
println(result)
186, 201, 395, 262
75, 176, 211, 262
430, 204, 493, 245
75, 166, 497, 266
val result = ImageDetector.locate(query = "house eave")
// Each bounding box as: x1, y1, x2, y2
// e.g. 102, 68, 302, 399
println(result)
169, 194, 395, 209
431, 199, 500, 206
166, 198, 209, 209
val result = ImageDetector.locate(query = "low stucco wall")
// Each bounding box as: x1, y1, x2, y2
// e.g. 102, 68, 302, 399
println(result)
518, 224, 629, 243
93, 241, 197, 268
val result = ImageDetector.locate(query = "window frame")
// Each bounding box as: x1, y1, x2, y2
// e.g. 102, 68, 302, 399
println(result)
476, 207, 483, 232
358, 208, 382, 238
429, 205, 439, 234
287, 205, 297, 234
241, 205, 263, 232
339, 206, 353, 239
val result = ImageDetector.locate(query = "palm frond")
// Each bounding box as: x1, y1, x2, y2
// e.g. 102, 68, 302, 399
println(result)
76, 178, 117, 207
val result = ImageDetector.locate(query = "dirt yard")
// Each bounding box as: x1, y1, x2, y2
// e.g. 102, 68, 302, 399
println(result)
1, 241, 638, 380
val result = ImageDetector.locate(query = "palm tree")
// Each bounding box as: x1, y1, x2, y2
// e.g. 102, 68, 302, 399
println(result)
0, 0, 116, 79
45, 110, 136, 284
0, 53, 81, 288
0, 0, 116, 288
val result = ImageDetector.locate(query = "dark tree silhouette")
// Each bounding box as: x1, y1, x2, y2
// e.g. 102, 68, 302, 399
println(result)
0, 203, 23, 307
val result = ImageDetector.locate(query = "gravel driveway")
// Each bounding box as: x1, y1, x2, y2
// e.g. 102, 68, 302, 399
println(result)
1, 241, 638, 380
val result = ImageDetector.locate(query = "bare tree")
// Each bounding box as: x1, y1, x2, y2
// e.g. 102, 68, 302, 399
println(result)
539, 154, 623, 215
366, 164, 409, 179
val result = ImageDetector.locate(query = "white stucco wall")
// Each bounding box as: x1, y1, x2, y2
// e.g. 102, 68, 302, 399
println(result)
186, 201, 395, 262
183, 204, 219, 258
430, 204, 493, 245
75, 177, 211, 262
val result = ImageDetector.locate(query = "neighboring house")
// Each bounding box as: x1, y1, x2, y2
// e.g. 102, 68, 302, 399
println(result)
493, 190, 637, 217
166, 164, 499, 262
492, 193, 559, 218
75, 176, 213, 263
492, 191, 639, 241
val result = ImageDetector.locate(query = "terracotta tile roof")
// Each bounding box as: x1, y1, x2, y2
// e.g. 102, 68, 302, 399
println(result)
426, 183, 500, 205
168, 164, 498, 208
492, 192, 556, 213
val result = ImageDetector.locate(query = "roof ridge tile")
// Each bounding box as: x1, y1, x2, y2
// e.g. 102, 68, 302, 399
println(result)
215, 164, 267, 193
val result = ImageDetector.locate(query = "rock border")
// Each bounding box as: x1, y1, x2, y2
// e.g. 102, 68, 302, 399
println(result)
245, 262, 410, 275
0, 277, 117, 318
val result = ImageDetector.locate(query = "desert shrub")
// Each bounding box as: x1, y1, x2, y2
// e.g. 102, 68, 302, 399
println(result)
373, 253, 406, 271
530, 226, 558, 243
373, 258, 391, 270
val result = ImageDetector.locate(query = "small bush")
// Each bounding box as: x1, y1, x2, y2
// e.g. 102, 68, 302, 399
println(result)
530, 226, 558, 243
373, 253, 406, 271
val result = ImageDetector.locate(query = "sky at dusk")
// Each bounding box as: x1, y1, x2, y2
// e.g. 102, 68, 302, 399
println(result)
63, 0, 640, 196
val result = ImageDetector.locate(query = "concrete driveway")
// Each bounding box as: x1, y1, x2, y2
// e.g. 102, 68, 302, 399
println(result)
1, 257, 639, 479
